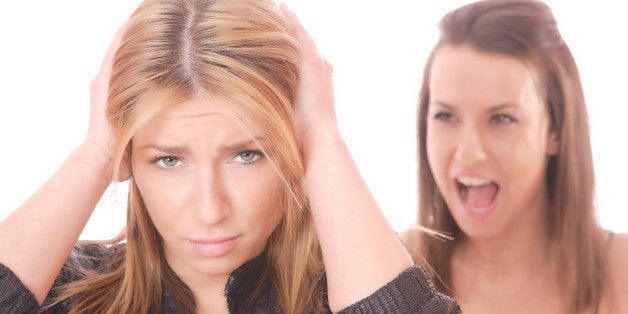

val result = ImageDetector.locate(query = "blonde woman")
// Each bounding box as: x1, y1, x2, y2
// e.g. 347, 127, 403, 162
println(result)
0, 0, 460, 313
402, 0, 628, 313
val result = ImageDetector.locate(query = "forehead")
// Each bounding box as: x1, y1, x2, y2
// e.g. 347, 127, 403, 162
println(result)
429, 44, 541, 108
133, 93, 263, 142
154, 93, 232, 120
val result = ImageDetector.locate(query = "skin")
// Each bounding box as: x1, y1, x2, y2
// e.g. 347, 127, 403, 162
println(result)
281, 5, 413, 311
426, 44, 628, 314
427, 44, 562, 313
601, 233, 628, 313
0, 5, 415, 312
427, 44, 558, 242
131, 94, 283, 311
0, 24, 128, 303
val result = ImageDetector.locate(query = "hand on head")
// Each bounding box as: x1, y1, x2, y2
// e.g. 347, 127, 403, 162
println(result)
279, 4, 337, 150
87, 21, 130, 182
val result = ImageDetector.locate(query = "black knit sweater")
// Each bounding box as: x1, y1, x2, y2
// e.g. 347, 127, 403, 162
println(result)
0, 244, 460, 313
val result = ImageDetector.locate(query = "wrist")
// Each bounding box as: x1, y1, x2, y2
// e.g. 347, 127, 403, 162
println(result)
300, 121, 341, 150
300, 124, 348, 172
75, 140, 115, 179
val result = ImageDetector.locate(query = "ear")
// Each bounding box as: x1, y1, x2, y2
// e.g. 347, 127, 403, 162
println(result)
546, 128, 559, 156
115, 144, 132, 182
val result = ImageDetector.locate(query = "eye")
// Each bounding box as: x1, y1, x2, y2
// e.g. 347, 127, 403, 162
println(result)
433, 111, 456, 122
232, 150, 264, 164
153, 156, 181, 169
490, 114, 517, 124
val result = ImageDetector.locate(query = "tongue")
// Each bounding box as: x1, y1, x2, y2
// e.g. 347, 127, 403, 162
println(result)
465, 183, 498, 208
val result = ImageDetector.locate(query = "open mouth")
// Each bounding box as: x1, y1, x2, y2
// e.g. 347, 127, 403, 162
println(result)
456, 176, 499, 212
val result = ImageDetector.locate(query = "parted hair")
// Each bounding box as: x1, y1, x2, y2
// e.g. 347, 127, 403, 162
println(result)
48, 0, 325, 312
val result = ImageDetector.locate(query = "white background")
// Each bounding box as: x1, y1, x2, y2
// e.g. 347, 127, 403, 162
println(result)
0, 1, 626, 240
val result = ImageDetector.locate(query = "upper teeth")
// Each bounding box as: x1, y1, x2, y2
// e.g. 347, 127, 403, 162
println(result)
458, 176, 491, 186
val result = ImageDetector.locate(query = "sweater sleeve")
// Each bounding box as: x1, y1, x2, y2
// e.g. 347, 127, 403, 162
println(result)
337, 265, 461, 314
0, 244, 117, 313
0, 263, 40, 314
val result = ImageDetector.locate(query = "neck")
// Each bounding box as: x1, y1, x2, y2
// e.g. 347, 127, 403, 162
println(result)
457, 225, 551, 274
450, 191, 570, 313
185, 273, 230, 313
454, 193, 556, 276
164, 257, 231, 313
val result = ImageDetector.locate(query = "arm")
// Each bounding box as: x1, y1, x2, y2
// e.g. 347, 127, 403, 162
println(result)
0, 25, 127, 304
607, 233, 628, 313
280, 5, 413, 312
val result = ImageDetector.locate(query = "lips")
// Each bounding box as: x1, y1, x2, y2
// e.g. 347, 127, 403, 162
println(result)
456, 175, 499, 213
189, 236, 239, 257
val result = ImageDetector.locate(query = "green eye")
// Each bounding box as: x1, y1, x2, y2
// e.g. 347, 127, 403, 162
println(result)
234, 150, 263, 164
240, 151, 255, 162
155, 156, 180, 168
162, 157, 178, 167
490, 114, 516, 124
434, 112, 455, 122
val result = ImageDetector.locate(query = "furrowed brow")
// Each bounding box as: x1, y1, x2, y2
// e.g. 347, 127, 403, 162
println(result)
139, 144, 188, 155
220, 137, 269, 152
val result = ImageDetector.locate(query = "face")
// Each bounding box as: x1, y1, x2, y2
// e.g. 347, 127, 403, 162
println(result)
426, 45, 558, 240
131, 94, 283, 283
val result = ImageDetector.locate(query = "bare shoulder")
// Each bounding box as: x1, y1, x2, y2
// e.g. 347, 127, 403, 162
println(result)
608, 232, 628, 270
398, 228, 417, 256
607, 232, 628, 312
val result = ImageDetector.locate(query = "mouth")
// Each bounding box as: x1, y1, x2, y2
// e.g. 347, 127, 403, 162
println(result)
189, 235, 240, 257
456, 175, 499, 213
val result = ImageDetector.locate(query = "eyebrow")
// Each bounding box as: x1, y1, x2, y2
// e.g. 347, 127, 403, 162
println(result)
219, 138, 266, 152
428, 101, 452, 109
138, 137, 269, 154
138, 145, 188, 155
429, 101, 520, 111
488, 103, 520, 112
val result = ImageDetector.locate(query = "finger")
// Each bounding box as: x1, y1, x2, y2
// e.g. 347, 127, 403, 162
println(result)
99, 19, 129, 75
279, 3, 321, 59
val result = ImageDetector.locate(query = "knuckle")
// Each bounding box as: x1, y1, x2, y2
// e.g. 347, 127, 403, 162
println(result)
323, 59, 333, 74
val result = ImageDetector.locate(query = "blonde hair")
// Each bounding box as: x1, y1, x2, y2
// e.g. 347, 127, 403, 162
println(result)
405, 0, 608, 312
50, 0, 325, 312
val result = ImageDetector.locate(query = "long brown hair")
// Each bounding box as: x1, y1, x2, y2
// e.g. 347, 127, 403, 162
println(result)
404, 0, 607, 312
49, 0, 325, 312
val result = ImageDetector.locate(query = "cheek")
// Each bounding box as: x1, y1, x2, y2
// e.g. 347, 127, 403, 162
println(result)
496, 126, 548, 170
491, 128, 550, 199
227, 168, 284, 229
511, 140, 548, 178
425, 125, 456, 202
426, 123, 448, 175
131, 163, 190, 235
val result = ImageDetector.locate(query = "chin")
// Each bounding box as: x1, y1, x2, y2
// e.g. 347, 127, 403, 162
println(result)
192, 255, 248, 276
450, 203, 506, 240
455, 217, 507, 241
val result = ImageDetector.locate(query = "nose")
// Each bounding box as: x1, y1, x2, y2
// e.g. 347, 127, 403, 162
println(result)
454, 124, 487, 165
193, 168, 229, 225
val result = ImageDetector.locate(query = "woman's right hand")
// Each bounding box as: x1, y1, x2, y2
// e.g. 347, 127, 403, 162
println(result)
0, 22, 131, 305
86, 22, 130, 181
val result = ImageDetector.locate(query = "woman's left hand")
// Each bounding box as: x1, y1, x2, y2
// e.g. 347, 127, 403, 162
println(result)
280, 4, 338, 154
280, 5, 413, 312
